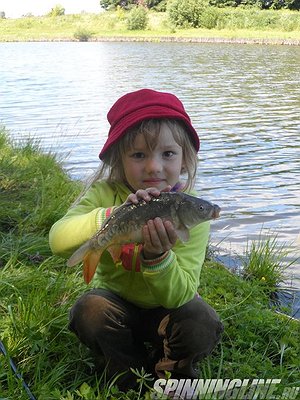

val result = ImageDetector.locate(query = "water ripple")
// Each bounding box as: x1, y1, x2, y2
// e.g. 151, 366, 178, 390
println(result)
1, 42, 299, 289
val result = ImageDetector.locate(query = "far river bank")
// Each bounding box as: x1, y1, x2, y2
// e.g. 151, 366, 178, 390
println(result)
1, 36, 300, 45
1, 9, 300, 45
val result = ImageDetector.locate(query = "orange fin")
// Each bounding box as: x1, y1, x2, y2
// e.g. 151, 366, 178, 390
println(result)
83, 251, 102, 284
107, 245, 122, 263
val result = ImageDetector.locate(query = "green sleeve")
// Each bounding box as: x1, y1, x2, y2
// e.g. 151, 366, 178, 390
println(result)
140, 221, 210, 308
49, 182, 121, 258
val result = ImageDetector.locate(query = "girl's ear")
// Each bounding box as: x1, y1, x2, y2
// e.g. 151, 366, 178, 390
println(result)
181, 164, 187, 174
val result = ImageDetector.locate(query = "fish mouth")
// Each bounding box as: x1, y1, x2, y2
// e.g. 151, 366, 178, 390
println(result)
212, 205, 221, 219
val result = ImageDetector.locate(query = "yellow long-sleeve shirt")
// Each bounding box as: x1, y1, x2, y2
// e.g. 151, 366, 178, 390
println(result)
49, 181, 210, 309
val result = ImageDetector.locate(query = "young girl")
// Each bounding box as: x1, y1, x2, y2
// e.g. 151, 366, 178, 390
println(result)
49, 88, 223, 390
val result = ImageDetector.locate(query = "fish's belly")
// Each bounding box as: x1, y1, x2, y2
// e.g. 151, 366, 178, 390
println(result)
99, 226, 144, 248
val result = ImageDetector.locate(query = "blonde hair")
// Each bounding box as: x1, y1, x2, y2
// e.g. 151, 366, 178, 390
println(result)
75, 118, 198, 203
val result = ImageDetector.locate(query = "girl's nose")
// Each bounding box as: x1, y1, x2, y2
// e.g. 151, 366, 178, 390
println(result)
145, 157, 162, 173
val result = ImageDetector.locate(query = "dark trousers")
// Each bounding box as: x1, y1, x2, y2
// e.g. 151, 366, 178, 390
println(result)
69, 289, 223, 389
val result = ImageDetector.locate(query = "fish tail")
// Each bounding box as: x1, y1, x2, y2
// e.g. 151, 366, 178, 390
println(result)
83, 250, 102, 284
67, 241, 91, 267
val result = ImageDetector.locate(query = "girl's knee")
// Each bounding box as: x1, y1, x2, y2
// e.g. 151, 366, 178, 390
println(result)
163, 296, 223, 356
171, 296, 222, 327
184, 297, 224, 344
69, 294, 110, 339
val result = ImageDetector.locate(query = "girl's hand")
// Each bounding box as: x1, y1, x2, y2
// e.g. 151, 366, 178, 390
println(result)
125, 186, 177, 259
126, 186, 177, 259
142, 217, 178, 260
125, 185, 171, 205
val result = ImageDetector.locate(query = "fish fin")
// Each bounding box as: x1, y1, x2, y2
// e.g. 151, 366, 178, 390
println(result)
107, 245, 122, 263
67, 241, 91, 267
83, 250, 102, 284
175, 227, 190, 242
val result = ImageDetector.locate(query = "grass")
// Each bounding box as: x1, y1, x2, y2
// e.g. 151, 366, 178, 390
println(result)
0, 127, 299, 399
242, 232, 299, 289
0, 9, 299, 43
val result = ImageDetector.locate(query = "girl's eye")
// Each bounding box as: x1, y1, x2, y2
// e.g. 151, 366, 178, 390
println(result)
163, 151, 175, 158
131, 152, 145, 159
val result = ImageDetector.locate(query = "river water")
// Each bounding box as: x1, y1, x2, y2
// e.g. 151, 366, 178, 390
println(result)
0, 42, 299, 316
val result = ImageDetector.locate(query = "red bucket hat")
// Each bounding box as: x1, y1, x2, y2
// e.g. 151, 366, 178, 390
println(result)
99, 88, 199, 160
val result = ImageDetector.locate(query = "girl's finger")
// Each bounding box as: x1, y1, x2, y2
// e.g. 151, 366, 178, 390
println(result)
163, 220, 178, 245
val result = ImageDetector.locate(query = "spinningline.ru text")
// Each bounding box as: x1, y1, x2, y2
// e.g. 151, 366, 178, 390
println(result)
152, 378, 300, 399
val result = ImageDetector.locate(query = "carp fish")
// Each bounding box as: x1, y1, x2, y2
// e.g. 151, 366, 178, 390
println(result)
67, 192, 221, 284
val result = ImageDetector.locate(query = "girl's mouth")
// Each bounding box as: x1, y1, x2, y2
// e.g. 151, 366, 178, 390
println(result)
143, 179, 166, 185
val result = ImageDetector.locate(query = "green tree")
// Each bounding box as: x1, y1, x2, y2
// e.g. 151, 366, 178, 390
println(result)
146, 0, 167, 10
48, 4, 65, 16
145, 0, 165, 8
288, 0, 300, 9
257, 0, 300, 9
100, 0, 136, 9
168, 0, 209, 28
0, 11, 5, 18
99, 0, 166, 9
126, 5, 149, 29
210, 0, 300, 9
208, 0, 237, 6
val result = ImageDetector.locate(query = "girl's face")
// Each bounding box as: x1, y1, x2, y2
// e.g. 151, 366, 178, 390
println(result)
122, 123, 184, 191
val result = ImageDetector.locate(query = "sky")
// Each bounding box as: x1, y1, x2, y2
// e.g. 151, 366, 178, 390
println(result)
0, 0, 102, 18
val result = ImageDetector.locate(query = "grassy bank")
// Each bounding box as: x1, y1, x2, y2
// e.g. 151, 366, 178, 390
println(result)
0, 9, 300, 44
0, 128, 299, 399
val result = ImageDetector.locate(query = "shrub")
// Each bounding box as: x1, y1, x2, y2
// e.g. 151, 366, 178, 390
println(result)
74, 28, 94, 41
167, 0, 209, 28
126, 6, 149, 30
279, 12, 300, 30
